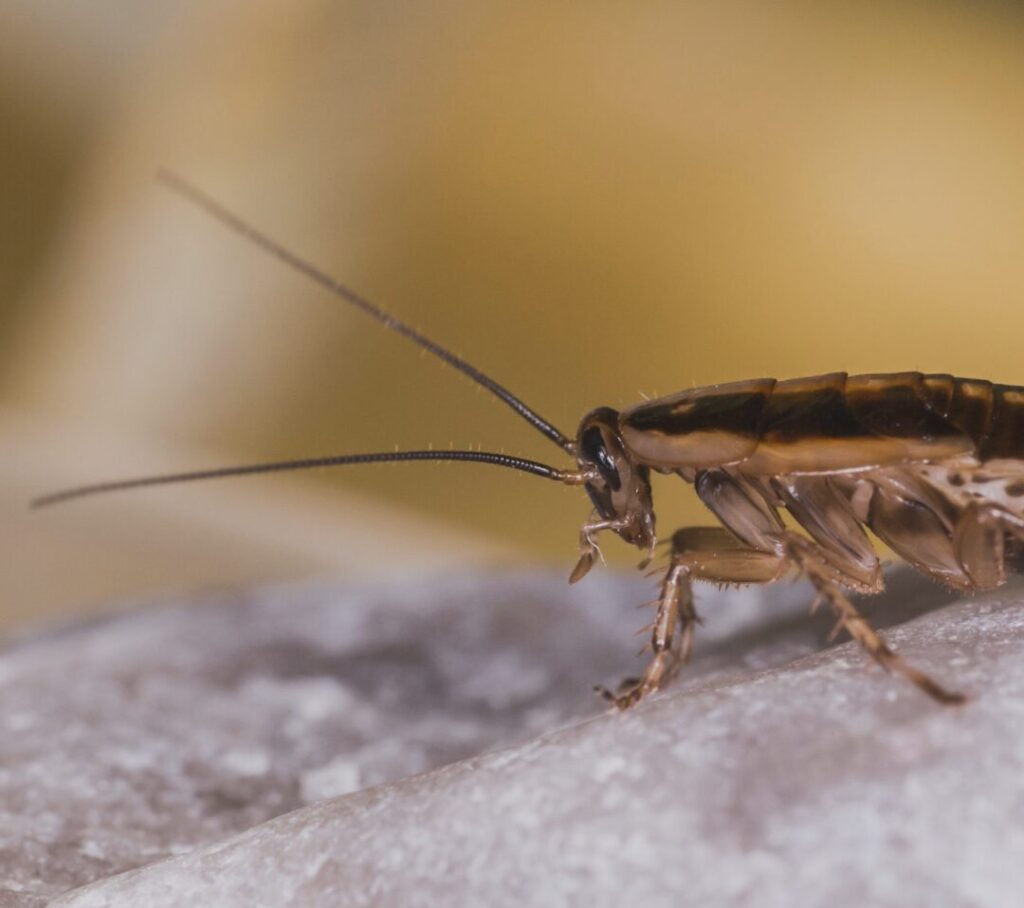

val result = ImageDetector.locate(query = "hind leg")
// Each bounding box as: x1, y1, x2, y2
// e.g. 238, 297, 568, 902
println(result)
953, 502, 1024, 589
859, 471, 975, 591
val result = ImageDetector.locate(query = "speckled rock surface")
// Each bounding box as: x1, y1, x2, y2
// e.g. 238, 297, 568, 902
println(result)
1, 569, 1015, 907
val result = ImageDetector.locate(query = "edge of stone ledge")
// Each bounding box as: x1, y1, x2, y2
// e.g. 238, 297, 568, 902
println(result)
48, 589, 1005, 908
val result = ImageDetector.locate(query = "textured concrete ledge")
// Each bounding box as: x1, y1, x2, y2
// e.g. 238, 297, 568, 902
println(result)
0, 570, 1015, 907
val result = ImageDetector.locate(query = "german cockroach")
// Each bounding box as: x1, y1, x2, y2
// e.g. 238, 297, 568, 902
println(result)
34, 173, 1024, 708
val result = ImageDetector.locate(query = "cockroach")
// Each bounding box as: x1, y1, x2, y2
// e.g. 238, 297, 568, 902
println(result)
34, 173, 1024, 708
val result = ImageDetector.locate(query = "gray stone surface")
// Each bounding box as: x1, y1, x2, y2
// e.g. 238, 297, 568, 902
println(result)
0, 569, 1014, 906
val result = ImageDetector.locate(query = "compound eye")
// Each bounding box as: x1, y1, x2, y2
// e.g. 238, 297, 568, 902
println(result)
580, 426, 621, 491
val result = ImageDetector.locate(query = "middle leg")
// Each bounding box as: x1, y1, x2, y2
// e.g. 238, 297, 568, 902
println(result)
699, 468, 963, 705
779, 533, 965, 705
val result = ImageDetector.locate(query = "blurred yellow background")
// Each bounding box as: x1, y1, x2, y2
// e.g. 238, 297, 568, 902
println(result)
2, 1, 1023, 627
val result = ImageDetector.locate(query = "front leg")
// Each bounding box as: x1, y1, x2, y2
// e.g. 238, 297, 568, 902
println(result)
603, 527, 787, 709
598, 562, 691, 709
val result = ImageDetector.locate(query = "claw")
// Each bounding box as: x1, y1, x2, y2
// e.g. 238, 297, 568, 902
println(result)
594, 678, 645, 710
593, 683, 614, 701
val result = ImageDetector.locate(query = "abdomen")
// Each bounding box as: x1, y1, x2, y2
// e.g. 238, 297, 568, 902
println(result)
619, 372, 1024, 474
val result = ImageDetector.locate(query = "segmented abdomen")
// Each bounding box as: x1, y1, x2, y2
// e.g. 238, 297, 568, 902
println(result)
926, 375, 1024, 462
619, 372, 1024, 473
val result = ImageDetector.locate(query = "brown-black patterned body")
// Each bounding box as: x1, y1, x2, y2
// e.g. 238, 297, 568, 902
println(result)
572, 372, 1024, 708
37, 178, 1023, 713
619, 372, 1024, 473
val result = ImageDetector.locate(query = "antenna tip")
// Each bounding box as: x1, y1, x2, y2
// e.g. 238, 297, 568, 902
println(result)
155, 168, 191, 195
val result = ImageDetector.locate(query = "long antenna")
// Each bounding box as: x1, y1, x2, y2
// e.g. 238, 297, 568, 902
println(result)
31, 449, 587, 509
157, 170, 575, 453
